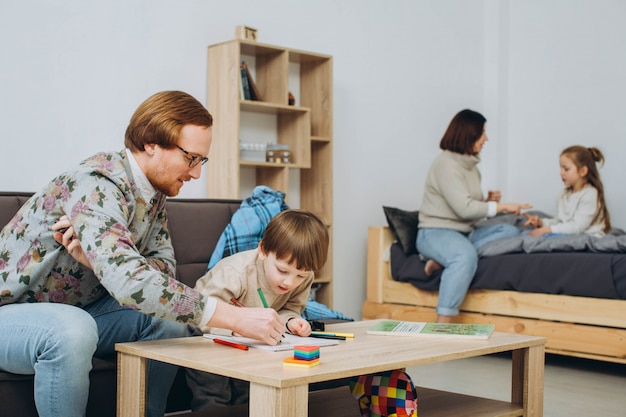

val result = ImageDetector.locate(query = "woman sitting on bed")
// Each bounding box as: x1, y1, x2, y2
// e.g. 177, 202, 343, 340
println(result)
524, 145, 611, 238
416, 109, 531, 323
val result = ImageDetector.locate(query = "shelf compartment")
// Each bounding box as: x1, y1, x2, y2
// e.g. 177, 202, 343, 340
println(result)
255, 166, 289, 199
240, 101, 309, 114
239, 104, 311, 169
239, 40, 289, 105
299, 55, 332, 139
301, 141, 332, 225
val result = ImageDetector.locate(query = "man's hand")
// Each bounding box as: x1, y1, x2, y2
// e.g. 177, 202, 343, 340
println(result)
52, 216, 93, 270
210, 302, 284, 345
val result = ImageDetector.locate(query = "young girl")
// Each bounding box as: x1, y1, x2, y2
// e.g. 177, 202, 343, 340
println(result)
525, 146, 611, 237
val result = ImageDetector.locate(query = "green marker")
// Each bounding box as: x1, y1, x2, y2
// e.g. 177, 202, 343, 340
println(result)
257, 288, 269, 308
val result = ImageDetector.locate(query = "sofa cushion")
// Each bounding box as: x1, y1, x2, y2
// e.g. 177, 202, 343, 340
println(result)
0, 192, 34, 230
165, 198, 240, 287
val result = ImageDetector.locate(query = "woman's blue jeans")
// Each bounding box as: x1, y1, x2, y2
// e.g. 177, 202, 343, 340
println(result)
0, 295, 194, 417
416, 223, 519, 316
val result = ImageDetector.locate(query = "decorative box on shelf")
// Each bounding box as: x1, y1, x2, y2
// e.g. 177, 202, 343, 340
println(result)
235, 25, 257, 41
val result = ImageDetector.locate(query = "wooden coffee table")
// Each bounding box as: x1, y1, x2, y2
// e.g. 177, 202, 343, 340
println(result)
116, 320, 545, 417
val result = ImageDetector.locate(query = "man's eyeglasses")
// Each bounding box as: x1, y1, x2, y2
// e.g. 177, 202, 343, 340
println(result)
175, 145, 208, 168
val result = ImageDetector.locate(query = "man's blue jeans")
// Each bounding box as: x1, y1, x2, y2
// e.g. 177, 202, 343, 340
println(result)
0, 295, 194, 417
0, 303, 98, 417
416, 223, 519, 316
85, 295, 194, 417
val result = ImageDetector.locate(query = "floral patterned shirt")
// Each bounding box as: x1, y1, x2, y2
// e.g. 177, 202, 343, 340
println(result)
0, 150, 209, 325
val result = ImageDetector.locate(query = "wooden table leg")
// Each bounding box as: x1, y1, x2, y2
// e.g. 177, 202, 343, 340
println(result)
511, 344, 545, 417
249, 382, 308, 417
117, 352, 147, 417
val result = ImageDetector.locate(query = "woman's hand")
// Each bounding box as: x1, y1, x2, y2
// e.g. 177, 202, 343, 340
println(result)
52, 216, 93, 270
498, 203, 532, 215
286, 317, 312, 337
497, 203, 532, 215
486, 189, 501, 202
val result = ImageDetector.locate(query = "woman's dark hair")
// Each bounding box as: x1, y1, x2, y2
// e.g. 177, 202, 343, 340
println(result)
561, 145, 611, 233
439, 109, 486, 155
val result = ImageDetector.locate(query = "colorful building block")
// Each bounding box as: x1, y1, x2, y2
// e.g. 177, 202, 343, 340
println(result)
284, 345, 321, 368
294, 345, 320, 361
283, 357, 320, 368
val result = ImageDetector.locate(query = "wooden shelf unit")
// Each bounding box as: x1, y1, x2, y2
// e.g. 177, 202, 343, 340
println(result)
206, 39, 334, 307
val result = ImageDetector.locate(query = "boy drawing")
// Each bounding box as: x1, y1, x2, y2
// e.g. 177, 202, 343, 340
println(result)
186, 209, 330, 410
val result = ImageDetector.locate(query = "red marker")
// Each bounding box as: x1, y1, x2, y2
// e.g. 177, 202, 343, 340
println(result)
213, 338, 249, 351
230, 297, 245, 307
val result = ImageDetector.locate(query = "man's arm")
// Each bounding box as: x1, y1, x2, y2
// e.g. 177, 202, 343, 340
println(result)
139, 196, 177, 277
58, 178, 204, 324
55, 216, 285, 344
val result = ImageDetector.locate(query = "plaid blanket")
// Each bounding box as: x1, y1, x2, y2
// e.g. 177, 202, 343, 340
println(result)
302, 300, 353, 321
208, 186, 288, 270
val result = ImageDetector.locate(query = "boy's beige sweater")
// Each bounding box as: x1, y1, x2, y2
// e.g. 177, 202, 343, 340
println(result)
194, 249, 313, 334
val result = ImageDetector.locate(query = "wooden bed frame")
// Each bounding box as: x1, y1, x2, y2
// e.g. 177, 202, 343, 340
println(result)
362, 226, 626, 364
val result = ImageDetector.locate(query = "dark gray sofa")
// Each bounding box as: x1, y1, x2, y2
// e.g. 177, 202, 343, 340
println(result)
0, 192, 240, 417
0, 192, 350, 417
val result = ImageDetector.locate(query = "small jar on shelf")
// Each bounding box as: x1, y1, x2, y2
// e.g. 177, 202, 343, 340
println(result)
266, 144, 291, 164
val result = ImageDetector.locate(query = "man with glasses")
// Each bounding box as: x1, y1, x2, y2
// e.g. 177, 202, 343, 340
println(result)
0, 90, 284, 417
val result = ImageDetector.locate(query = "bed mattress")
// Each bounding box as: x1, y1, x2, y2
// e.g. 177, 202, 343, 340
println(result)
390, 242, 626, 300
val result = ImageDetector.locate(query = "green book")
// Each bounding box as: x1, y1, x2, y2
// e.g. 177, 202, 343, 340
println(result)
366, 320, 495, 340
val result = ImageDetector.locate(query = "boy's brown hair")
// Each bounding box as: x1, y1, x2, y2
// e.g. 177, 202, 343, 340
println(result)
259, 209, 329, 272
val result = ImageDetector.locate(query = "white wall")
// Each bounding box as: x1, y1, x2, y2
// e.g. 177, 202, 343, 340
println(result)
1, 0, 625, 320
506, 1, 626, 220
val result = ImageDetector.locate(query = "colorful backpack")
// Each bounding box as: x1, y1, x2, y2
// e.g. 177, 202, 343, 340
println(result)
350, 369, 418, 417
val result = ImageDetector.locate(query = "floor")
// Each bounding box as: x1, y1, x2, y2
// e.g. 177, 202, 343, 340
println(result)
407, 353, 626, 417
